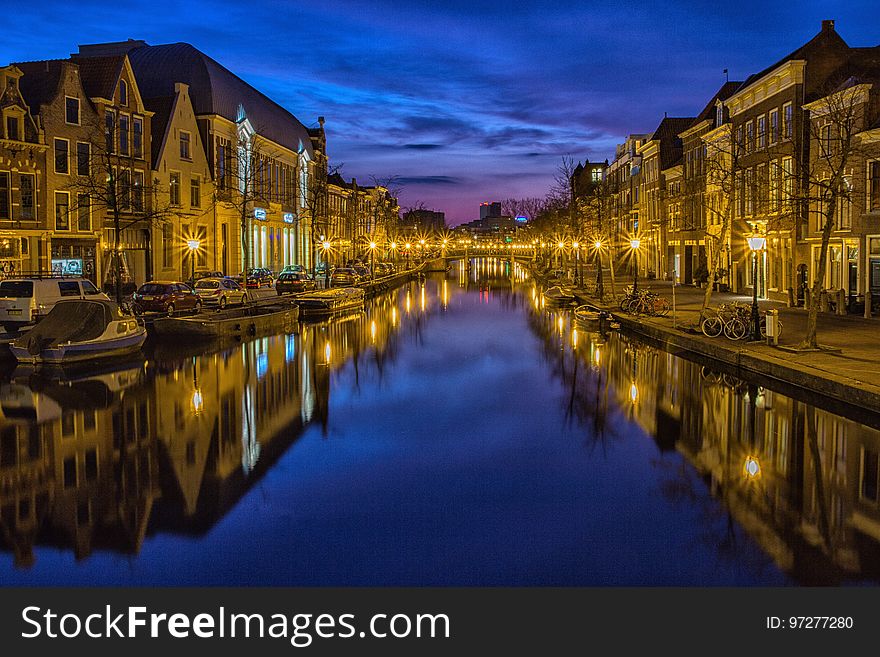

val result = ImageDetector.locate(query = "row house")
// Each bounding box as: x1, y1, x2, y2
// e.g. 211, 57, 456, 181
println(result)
637, 116, 692, 281
326, 174, 400, 265
605, 134, 650, 265
0, 65, 47, 276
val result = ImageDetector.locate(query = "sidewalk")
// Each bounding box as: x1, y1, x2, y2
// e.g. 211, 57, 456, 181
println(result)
562, 272, 880, 413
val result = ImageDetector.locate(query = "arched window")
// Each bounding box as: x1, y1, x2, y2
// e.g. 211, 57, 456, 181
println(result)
119, 79, 128, 106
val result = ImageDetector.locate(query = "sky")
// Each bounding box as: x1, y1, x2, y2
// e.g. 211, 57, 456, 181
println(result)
2, 1, 879, 225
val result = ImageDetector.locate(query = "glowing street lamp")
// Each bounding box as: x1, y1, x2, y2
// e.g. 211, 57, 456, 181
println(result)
747, 234, 766, 341
593, 239, 605, 301
321, 239, 332, 287
404, 242, 412, 270
573, 240, 581, 286
630, 237, 641, 293
186, 238, 200, 281
369, 241, 377, 279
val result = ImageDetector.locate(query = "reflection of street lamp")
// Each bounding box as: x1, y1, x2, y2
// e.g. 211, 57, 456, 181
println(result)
743, 456, 762, 480
186, 239, 200, 281
630, 238, 641, 293
369, 241, 377, 279
747, 234, 766, 341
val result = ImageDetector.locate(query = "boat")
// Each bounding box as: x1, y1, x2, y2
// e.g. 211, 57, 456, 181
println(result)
573, 304, 603, 327
543, 285, 576, 304
9, 299, 147, 364
296, 287, 365, 317
151, 301, 299, 339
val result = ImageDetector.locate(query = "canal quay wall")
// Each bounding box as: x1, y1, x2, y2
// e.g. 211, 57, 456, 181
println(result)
519, 260, 880, 418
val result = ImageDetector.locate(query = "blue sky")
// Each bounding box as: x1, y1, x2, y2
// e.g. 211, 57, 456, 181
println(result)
3, 1, 879, 224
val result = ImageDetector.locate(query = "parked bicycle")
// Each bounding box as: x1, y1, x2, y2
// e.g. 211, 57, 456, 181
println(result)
701, 302, 782, 340
618, 285, 671, 317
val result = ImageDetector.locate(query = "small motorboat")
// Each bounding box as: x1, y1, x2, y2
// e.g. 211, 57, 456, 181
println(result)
9, 299, 146, 364
573, 304, 602, 327
297, 287, 366, 317
543, 285, 576, 304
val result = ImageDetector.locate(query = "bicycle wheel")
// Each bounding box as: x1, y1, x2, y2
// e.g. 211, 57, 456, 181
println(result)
724, 318, 747, 340
619, 297, 631, 312
759, 317, 767, 339
701, 316, 723, 337
655, 298, 670, 316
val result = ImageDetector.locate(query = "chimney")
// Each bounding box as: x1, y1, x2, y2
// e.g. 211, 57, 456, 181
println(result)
822, 19, 835, 32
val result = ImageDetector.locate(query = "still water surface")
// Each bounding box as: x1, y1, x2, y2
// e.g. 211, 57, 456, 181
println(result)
1, 259, 878, 585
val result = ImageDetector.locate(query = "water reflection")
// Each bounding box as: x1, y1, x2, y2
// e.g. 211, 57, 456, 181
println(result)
532, 300, 880, 585
0, 258, 878, 584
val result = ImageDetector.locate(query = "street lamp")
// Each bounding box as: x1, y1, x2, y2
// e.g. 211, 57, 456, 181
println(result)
747, 234, 766, 341
556, 240, 565, 271
630, 238, 641, 293
404, 242, 412, 270
572, 241, 580, 285
321, 239, 331, 288
186, 239, 200, 282
593, 239, 604, 301
369, 241, 377, 279
389, 241, 397, 264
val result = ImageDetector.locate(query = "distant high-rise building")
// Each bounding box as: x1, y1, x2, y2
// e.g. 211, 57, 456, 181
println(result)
479, 201, 501, 219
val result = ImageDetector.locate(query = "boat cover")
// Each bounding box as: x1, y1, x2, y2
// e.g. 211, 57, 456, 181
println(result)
13, 300, 121, 355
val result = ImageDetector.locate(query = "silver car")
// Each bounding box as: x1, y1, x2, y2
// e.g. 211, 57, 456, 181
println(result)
193, 277, 246, 309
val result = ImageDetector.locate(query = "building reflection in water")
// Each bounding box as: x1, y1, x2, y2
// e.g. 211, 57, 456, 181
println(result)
0, 277, 444, 571
528, 302, 880, 584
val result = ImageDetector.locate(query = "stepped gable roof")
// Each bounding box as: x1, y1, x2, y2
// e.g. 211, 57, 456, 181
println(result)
125, 42, 313, 156
13, 59, 66, 109
142, 95, 174, 165
738, 22, 850, 92
650, 117, 694, 169
72, 54, 126, 100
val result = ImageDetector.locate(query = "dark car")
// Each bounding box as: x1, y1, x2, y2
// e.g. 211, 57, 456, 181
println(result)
329, 267, 361, 287
279, 264, 308, 276
237, 268, 274, 289
276, 272, 317, 295
132, 281, 202, 315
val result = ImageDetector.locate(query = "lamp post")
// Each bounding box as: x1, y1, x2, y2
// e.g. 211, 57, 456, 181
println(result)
747, 234, 766, 341
369, 241, 376, 279
186, 239, 200, 282
405, 242, 411, 270
572, 241, 580, 286
594, 239, 604, 301
630, 238, 641, 293
321, 239, 331, 288
389, 241, 397, 264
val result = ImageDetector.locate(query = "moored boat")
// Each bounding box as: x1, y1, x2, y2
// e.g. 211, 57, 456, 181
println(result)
573, 304, 603, 327
544, 285, 576, 304
296, 287, 365, 317
9, 299, 146, 364
151, 302, 299, 339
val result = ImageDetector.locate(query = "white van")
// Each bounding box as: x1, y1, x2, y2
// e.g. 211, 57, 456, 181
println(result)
0, 277, 110, 331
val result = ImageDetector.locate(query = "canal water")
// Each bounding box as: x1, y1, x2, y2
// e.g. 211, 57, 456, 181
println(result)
1, 258, 878, 585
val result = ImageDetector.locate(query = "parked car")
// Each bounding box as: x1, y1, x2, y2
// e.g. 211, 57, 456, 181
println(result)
329, 267, 362, 287
237, 268, 274, 289
132, 281, 202, 315
374, 262, 396, 277
187, 270, 225, 288
279, 264, 308, 277
0, 276, 109, 331
194, 277, 247, 308
276, 272, 317, 295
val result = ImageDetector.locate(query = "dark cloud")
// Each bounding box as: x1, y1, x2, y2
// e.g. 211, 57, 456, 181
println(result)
403, 143, 445, 150
397, 176, 464, 186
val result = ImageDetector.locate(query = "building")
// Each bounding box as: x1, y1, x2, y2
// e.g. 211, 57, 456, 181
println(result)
479, 201, 501, 219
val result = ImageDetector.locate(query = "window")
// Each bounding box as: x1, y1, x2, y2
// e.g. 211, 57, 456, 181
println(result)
837, 176, 853, 229
217, 142, 227, 189
715, 103, 724, 126
82, 280, 101, 295
76, 142, 90, 176
735, 125, 744, 155
871, 161, 880, 212
180, 131, 191, 160
55, 191, 70, 230
770, 109, 779, 143
105, 110, 115, 153
746, 121, 754, 152
169, 172, 180, 205
190, 176, 200, 207
5, 115, 19, 141
163, 223, 172, 267
757, 115, 766, 149
782, 157, 794, 206
63, 457, 77, 489
0, 172, 8, 219
54, 138, 69, 174
20, 173, 34, 220
119, 115, 129, 156
58, 281, 81, 297
132, 170, 144, 212
119, 169, 130, 210
783, 103, 793, 139
119, 79, 128, 106
65, 96, 80, 124
133, 117, 143, 158
77, 193, 90, 231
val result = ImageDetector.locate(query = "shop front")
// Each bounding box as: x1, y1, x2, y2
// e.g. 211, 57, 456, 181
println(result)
51, 237, 98, 283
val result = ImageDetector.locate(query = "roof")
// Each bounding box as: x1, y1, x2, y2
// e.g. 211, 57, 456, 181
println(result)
650, 117, 694, 169
142, 94, 174, 164
124, 42, 314, 155
71, 55, 126, 100
692, 81, 743, 125
13, 59, 66, 109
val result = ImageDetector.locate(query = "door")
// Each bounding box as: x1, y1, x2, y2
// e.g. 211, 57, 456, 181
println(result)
684, 246, 693, 284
